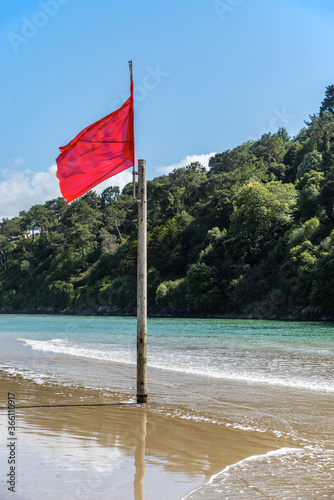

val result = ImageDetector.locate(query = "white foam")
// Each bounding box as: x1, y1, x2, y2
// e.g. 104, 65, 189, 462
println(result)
208, 447, 303, 484
18, 338, 334, 393
149, 360, 334, 393
181, 447, 303, 499
182, 445, 334, 499
1, 366, 51, 385
18, 338, 136, 365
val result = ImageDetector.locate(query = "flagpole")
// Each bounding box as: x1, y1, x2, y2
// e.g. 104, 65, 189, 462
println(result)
129, 60, 147, 404
136, 159, 148, 404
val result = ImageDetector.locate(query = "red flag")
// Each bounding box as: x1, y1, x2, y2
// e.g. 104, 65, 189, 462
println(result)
56, 82, 134, 204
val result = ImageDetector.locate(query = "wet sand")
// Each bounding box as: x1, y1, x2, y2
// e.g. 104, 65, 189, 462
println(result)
0, 371, 292, 499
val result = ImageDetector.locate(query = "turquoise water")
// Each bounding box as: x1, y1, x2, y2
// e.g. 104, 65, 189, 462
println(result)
1, 315, 334, 499
1, 315, 334, 392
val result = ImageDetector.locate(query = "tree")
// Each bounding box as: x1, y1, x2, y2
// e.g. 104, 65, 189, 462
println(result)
98, 229, 119, 254
296, 151, 323, 179
155, 278, 187, 309
100, 186, 120, 208
311, 232, 334, 309
65, 200, 101, 255
104, 205, 126, 241
186, 262, 220, 311
0, 235, 9, 267
283, 141, 301, 166
148, 219, 180, 274
250, 133, 286, 165
208, 143, 252, 175
44, 198, 67, 225
169, 162, 206, 208
228, 182, 295, 262
19, 205, 54, 244
147, 177, 180, 226
0, 217, 23, 239
320, 84, 334, 115
297, 184, 322, 221
276, 127, 291, 148
80, 191, 100, 210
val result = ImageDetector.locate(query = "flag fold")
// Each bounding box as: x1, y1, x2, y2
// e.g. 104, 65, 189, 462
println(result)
56, 82, 134, 203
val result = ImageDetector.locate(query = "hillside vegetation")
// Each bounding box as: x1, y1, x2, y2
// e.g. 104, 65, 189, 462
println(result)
2, 87, 334, 318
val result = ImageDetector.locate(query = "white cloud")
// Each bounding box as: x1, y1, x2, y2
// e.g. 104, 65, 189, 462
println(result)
155, 152, 216, 175
11, 157, 25, 167
92, 168, 133, 195
0, 165, 133, 221
0, 166, 60, 221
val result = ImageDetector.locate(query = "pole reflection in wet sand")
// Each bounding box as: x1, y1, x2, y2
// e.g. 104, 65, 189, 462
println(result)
134, 407, 147, 500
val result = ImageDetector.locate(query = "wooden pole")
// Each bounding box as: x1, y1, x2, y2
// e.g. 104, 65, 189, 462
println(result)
136, 159, 147, 404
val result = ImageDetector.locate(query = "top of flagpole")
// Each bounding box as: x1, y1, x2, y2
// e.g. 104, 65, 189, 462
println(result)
129, 60, 135, 171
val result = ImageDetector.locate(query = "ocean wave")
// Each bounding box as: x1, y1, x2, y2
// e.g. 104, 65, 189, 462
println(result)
148, 360, 334, 393
18, 338, 334, 393
181, 446, 334, 500
18, 338, 136, 365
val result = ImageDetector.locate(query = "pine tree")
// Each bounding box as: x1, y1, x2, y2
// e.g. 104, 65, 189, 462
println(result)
320, 85, 334, 115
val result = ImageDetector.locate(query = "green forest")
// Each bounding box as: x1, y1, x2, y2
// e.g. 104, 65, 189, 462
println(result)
2, 87, 334, 319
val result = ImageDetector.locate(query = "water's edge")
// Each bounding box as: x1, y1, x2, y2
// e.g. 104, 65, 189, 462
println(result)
1, 304, 333, 322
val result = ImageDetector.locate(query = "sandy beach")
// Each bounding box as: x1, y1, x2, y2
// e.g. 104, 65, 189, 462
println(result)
0, 370, 290, 500
1, 315, 333, 499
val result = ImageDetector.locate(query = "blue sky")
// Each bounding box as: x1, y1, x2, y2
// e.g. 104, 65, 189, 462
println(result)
1, 0, 334, 218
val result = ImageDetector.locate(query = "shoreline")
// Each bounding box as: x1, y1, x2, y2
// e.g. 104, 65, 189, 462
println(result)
0, 304, 333, 322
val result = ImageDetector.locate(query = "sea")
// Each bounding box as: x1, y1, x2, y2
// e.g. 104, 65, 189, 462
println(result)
0, 314, 333, 499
